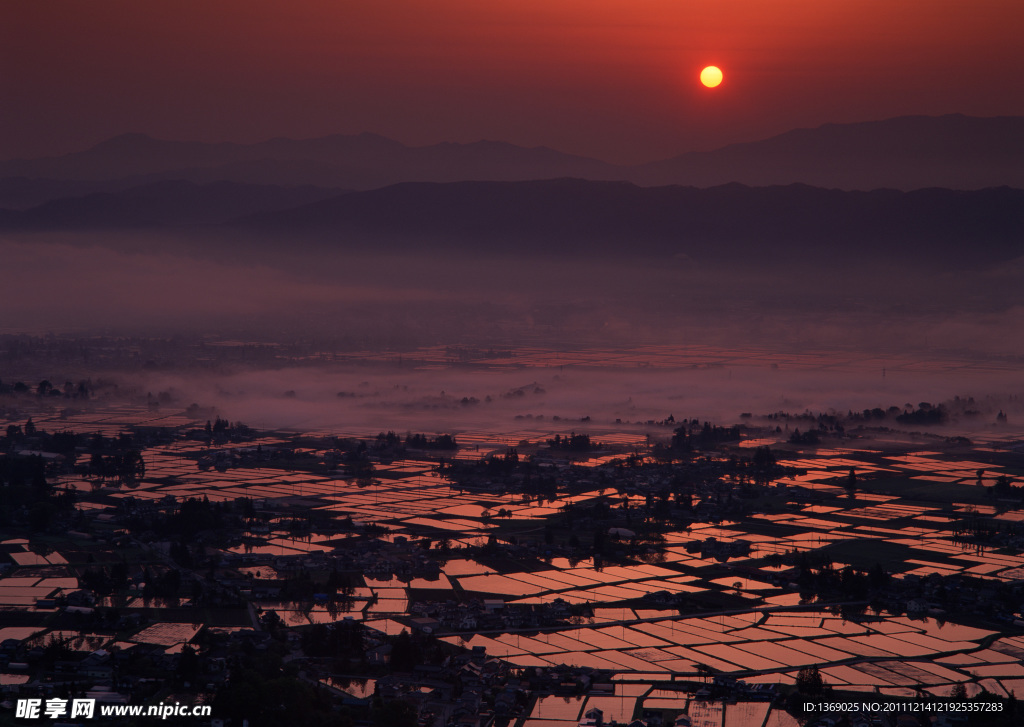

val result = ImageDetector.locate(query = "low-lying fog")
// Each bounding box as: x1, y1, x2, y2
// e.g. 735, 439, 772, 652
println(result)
127, 363, 1024, 435
2, 231, 1023, 350
3, 230, 1022, 433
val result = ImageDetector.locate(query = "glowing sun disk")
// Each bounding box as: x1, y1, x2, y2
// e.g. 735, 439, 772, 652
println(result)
700, 66, 723, 88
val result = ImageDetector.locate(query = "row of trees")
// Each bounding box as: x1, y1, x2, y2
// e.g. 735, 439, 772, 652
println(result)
547, 432, 595, 451
0, 378, 92, 398
3, 423, 148, 485
668, 421, 742, 452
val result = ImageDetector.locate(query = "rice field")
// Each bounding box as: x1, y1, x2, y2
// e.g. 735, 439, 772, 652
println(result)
4, 357, 1024, 712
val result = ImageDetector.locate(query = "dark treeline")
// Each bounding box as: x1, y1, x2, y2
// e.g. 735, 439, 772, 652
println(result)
662, 420, 742, 454
0, 377, 93, 399
2, 421, 148, 484
763, 395, 1012, 430
375, 431, 458, 451
0, 447, 74, 529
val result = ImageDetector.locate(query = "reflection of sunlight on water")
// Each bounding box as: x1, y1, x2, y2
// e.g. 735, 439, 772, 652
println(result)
737, 437, 782, 448
19, 345, 1024, 700
324, 677, 375, 700
440, 559, 496, 576
532, 694, 584, 720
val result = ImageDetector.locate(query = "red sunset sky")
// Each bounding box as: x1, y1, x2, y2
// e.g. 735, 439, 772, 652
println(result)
2, 0, 1022, 163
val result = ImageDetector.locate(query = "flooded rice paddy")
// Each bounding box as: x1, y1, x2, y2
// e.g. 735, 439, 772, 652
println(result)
3, 343, 1024, 721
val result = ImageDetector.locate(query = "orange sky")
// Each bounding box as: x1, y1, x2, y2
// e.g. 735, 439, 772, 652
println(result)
2, 0, 1022, 162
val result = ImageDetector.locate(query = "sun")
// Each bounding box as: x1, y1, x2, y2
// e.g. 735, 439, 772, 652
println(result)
700, 66, 723, 88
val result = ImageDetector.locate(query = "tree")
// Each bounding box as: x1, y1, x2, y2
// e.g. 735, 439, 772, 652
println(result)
796, 664, 825, 695
695, 662, 714, 684
177, 644, 200, 684
390, 631, 419, 672
868, 562, 889, 589
120, 450, 146, 484
752, 446, 776, 485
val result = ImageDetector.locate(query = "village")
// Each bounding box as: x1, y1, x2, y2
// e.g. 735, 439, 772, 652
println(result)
0, 376, 1023, 727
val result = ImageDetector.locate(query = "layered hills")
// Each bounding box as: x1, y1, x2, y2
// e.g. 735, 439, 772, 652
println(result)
1, 115, 1021, 266
1, 115, 1020, 198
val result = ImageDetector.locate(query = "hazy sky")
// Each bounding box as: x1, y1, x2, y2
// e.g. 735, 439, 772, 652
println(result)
3, 1, 1023, 162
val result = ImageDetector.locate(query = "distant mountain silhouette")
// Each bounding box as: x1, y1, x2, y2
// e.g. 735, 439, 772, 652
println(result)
0, 178, 129, 210
0, 115, 1019, 193
4, 178, 1020, 266
0, 133, 622, 190
237, 179, 1024, 265
0, 180, 344, 229
631, 115, 1024, 191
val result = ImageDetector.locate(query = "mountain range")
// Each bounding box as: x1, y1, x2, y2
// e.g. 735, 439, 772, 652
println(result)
2, 176, 1019, 267
0, 180, 341, 228
1, 115, 1021, 267
237, 179, 1024, 265
0, 115, 1020, 207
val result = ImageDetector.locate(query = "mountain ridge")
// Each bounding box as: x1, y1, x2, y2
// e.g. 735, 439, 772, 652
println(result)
1, 115, 1021, 193
3, 178, 1021, 269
